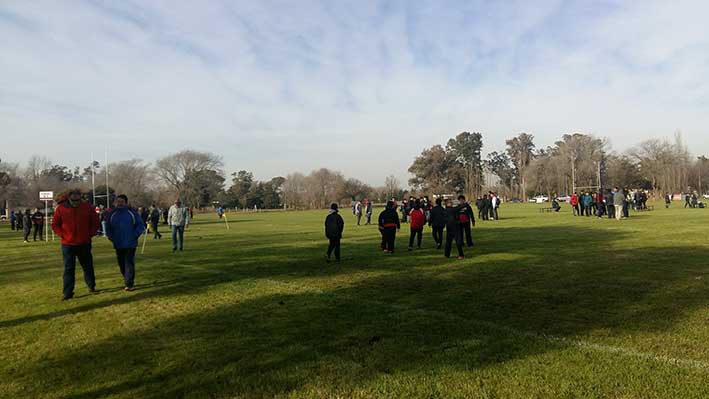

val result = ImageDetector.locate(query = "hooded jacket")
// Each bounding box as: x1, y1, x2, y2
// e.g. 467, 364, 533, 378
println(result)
105, 207, 145, 249
409, 207, 426, 229
52, 200, 100, 246
325, 209, 345, 239
378, 207, 401, 230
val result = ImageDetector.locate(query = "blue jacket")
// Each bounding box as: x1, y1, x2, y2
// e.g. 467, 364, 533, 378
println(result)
105, 207, 145, 249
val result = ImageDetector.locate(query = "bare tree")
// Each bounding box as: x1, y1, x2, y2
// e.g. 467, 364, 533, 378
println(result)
155, 150, 223, 206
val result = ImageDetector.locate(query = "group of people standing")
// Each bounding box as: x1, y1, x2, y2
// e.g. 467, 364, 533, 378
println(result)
325, 195, 477, 262
23, 189, 194, 301
568, 189, 637, 219
351, 199, 374, 226
8, 208, 46, 243
475, 192, 501, 221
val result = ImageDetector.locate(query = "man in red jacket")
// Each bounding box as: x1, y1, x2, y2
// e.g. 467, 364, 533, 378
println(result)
408, 200, 426, 250
52, 189, 100, 300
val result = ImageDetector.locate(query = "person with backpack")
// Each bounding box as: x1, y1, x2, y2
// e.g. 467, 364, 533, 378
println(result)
444, 198, 465, 260
168, 198, 190, 252
457, 195, 475, 247
408, 200, 426, 250
22, 209, 32, 243
428, 197, 446, 250
378, 200, 400, 254
52, 189, 100, 300
324, 203, 344, 263
105, 195, 145, 291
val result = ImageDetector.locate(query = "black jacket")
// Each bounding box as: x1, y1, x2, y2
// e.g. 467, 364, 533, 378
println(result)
428, 205, 446, 227
458, 203, 475, 225
325, 211, 344, 239
445, 206, 462, 230
378, 208, 401, 229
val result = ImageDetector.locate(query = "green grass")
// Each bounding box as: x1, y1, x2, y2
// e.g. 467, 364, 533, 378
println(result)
1, 202, 707, 398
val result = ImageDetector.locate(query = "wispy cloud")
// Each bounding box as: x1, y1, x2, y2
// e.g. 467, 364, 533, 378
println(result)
1, 0, 708, 184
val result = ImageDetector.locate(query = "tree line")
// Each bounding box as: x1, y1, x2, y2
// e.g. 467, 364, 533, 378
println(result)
1, 130, 707, 211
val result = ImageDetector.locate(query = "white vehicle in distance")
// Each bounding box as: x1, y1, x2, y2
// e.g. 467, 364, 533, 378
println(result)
528, 195, 549, 203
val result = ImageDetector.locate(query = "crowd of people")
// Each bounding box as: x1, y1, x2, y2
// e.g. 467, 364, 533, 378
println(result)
566, 188, 653, 219
326, 193, 494, 262
8, 208, 46, 243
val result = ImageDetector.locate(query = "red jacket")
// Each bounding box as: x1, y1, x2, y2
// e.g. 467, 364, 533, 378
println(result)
570, 194, 579, 206
52, 201, 100, 246
409, 208, 426, 229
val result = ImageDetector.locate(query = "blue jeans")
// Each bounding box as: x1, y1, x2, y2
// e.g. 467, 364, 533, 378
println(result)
61, 244, 96, 297
171, 225, 185, 250
115, 247, 136, 288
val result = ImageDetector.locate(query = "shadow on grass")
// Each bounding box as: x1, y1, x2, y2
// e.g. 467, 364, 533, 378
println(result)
6, 224, 709, 398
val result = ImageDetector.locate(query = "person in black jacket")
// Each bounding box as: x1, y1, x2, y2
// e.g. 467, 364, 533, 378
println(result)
428, 198, 446, 250
149, 205, 162, 239
444, 199, 464, 259
457, 195, 475, 247
324, 203, 344, 262
378, 200, 400, 254
22, 209, 32, 243
31, 208, 45, 241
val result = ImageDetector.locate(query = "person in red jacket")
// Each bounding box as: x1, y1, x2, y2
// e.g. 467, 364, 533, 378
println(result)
570, 192, 580, 216
52, 189, 100, 300
408, 200, 426, 250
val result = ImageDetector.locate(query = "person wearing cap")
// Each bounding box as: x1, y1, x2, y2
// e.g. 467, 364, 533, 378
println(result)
168, 198, 190, 252
324, 203, 345, 263
105, 194, 145, 291
52, 189, 100, 300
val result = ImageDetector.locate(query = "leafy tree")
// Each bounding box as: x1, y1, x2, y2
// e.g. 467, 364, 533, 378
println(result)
506, 133, 536, 200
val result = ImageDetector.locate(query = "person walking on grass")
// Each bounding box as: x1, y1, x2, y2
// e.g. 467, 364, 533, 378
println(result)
408, 200, 426, 250
378, 200, 400, 254
354, 201, 362, 226
457, 195, 475, 247
444, 198, 465, 260
105, 195, 145, 292
22, 209, 32, 243
168, 198, 190, 252
665, 193, 672, 209
149, 205, 162, 239
613, 187, 624, 221
324, 203, 344, 263
9, 210, 16, 231
606, 189, 615, 219
429, 197, 446, 250
52, 189, 100, 301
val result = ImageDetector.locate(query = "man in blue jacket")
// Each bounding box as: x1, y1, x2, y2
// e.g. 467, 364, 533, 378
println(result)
105, 194, 145, 291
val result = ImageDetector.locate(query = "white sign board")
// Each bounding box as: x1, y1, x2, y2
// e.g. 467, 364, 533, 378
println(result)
39, 191, 54, 200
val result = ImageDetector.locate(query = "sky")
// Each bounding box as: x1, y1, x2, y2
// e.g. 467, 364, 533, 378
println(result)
1, 0, 709, 186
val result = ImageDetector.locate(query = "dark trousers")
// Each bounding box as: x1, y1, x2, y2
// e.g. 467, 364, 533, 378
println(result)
445, 227, 464, 258
23, 228, 31, 241
327, 237, 341, 260
573, 204, 580, 216
382, 227, 397, 252
115, 247, 136, 288
171, 225, 185, 250
492, 207, 499, 220
431, 225, 444, 248
461, 222, 474, 247
607, 204, 615, 219
481, 208, 488, 220
488, 208, 494, 219
623, 202, 630, 218
356, 214, 362, 225
61, 244, 96, 296
409, 228, 423, 248
33, 224, 43, 240
365, 213, 372, 225
151, 222, 162, 239
10, 220, 15, 230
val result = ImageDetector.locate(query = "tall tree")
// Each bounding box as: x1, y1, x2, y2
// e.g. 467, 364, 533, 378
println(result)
155, 150, 223, 205
446, 132, 485, 197
506, 133, 536, 200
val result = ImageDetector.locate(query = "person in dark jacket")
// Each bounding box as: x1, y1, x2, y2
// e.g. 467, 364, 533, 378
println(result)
324, 203, 345, 263
149, 205, 162, 239
378, 200, 400, 254
9, 210, 16, 230
408, 200, 426, 250
139, 206, 150, 229
364, 199, 373, 225
52, 189, 100, 300
31, 208, 45, 241
16, 209, 24, 231
428, 198, 446, 250
444, 199, 464, 259
105, 195, 145, 291
664, 193, 671, 208
22, 209, 32, 243
457, 195, 475, 247
606, 189, 615, 219
162, 208, 169, 224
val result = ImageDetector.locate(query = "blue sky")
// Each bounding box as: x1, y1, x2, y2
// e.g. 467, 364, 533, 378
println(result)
1, 0, 709, 185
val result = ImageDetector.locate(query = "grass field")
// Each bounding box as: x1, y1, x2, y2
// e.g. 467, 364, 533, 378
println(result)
1, 202, 708, 398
